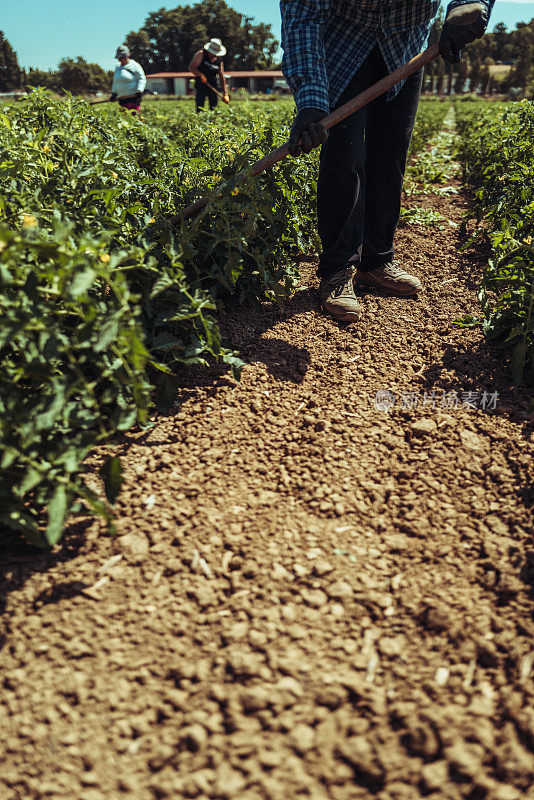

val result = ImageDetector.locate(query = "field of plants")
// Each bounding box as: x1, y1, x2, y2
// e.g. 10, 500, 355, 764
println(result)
455, 99, 534, 386
0, 93, 449, 547
2, 92, 534, 800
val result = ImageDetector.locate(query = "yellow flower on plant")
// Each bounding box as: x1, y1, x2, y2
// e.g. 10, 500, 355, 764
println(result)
22, 214, 37, 228
42, 144, 51, 153
524, 236, 533, 245
111, 172, 118, 180
100, 253, 110, 263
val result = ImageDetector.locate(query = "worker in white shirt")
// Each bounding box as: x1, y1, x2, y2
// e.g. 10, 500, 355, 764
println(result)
110, 46, 146, 113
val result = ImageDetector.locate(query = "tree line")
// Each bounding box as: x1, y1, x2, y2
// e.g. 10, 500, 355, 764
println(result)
1, 2, 533, 97
126, 0, 278, 72
0, 0, 278, 96
0, 32, 113, 95
423, 15, 534, 97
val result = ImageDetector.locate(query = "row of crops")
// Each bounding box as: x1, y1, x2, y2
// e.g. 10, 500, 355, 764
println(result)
455, 99, 534, 385
0, 94, 502, 546
0, 94, 321, 545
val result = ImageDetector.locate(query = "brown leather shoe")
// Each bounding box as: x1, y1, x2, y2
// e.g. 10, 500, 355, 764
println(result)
355, 261, 422, 296
319, 267, 361, 323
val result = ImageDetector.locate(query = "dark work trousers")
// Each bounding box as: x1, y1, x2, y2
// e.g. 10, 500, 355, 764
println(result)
317, 46, 423, 276
195, 85, 218, 112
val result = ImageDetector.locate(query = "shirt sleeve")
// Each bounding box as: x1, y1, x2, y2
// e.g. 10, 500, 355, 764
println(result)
280, 0, 330, 112
133, 61, 146, 93
445, 0, 495, 22
111, 68, 119, 94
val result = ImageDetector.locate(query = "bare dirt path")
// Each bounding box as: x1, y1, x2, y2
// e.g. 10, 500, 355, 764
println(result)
1, 119, 534, 800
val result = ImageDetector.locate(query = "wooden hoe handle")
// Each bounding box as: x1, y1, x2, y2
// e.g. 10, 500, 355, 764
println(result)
207, 83, 225, 101
174, 43, 439, 224
89, 94, 139, 106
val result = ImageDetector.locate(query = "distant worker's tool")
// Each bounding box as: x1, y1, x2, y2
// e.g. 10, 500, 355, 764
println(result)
89, 97, 115, 106
203, 80, 228, 103
89, 94, 141, 107
173, 43, 439, 224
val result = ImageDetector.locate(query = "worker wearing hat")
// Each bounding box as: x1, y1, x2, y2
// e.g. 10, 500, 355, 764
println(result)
110, 46, 146, 114
189, 38, 229, 112
280, 1, 494, 322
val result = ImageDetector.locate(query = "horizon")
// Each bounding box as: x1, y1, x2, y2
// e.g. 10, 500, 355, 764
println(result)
2, 1, 534, 72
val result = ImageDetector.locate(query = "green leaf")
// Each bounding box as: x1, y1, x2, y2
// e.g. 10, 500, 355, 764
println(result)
117, 408, 139, 431
93, 317, 120, 352
18, 466, 43, 496
35, 387, 66, 431
99, 456, 123, 505
46, 483, 68, 547
69, 267, 96, 298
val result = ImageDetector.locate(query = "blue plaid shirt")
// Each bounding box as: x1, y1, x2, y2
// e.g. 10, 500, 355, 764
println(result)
281, 0, 495, 111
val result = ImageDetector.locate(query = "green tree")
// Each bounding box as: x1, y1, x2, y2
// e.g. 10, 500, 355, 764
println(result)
435, 57, 445, 95
469, 56, 482, 93
481, 57, 494, 95
454, 55, 469, 94
423, 61, 435, 93
445, 61, 454, 95
125, 0, 279, 72
58, 57, 111, 95
493, 22, 508, 61
0, 31, 22, 91
26, 67, 60, 92
469, 17, 534, 66
510, 38, 533, 88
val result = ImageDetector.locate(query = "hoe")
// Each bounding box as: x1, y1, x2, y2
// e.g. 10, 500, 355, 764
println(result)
89, 82, 227, 106
88, 95, 138, 106
172, 43, 439, 225
204, 81, 227, 103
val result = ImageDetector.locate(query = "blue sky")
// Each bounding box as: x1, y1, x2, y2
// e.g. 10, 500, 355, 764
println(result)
2, 1, 534, 71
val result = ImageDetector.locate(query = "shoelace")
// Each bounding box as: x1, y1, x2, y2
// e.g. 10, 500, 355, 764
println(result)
329, 269, 354, 297
382, 261, 405, 278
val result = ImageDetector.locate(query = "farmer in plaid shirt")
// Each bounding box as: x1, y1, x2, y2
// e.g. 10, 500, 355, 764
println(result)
281, 1, 494, 322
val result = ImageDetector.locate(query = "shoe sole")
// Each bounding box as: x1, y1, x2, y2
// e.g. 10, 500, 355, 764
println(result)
355, 277, 422, 297
322, 304, 361, 323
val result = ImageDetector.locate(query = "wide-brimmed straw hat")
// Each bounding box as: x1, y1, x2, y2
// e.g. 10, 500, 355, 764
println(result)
204, 38, 226, 57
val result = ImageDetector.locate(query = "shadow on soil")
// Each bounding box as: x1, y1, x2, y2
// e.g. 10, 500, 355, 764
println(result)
419, 329, 534, 600
3, 255, 533, 623
421, 333, 533, 428
161, 284, 320, 418
0, 517, 95, 646
0, 282, 323, 626
520, 552, 534, 600
420, 334, 534, 506
222, 285, 320, 379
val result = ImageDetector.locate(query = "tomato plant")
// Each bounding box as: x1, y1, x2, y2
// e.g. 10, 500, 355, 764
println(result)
455, 99, 534, 385
0, 92, 446, 546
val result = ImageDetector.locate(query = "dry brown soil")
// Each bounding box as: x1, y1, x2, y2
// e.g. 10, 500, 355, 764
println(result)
1, 176, 534, 800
